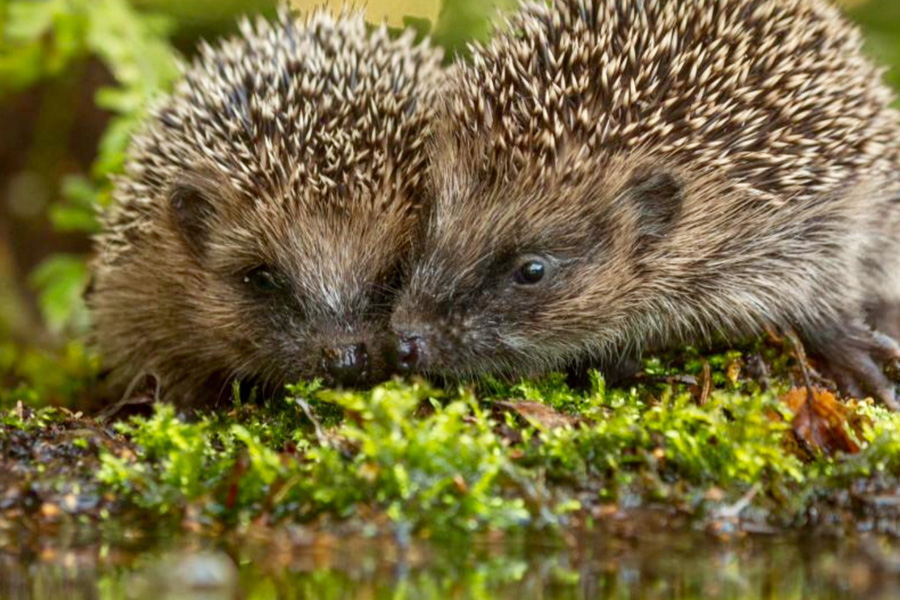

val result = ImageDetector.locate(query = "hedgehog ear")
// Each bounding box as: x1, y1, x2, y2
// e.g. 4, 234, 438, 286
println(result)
624, 167, 684, 242
169, 182, 217, 257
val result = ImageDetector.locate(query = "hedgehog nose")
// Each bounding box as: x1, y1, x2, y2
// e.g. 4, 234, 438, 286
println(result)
321, 343, 369, 387
396, 334, 424, 374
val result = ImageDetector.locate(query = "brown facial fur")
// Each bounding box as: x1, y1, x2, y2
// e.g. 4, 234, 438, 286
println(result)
393, 0, 900, 404
90, 10, 443, 406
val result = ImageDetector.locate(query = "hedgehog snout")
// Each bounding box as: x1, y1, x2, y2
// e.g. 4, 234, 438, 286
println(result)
395, 333, 425, 374
319, 343, 370, 388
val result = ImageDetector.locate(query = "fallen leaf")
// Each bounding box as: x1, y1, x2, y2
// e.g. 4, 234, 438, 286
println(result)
782, 387, 862, 456
494, 400, 577, 431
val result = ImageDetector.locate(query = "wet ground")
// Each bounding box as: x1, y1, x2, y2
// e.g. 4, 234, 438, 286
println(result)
4, 519, 900, 599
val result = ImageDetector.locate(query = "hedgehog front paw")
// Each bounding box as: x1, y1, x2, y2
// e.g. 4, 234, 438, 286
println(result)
806, 323, 900, 410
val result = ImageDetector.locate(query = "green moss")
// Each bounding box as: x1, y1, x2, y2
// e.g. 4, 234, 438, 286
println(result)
3, 331, 900, 539
526, 390, 801, 500
97, 381, 541, 533
74, 346, 900, 537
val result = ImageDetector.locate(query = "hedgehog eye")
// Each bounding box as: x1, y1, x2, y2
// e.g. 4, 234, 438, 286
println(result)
513, 257, 548, 286
243, 266, 281, 293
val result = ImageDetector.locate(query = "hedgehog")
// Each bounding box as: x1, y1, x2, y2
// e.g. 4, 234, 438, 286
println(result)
390, 0, 900, 407
88, 9, 443, 406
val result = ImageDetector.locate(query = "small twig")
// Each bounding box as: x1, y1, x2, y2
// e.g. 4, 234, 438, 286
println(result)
783, 329, 815, 403
293, 395, 327, 446
781, 329, 822, 458
698, 361, 712, 406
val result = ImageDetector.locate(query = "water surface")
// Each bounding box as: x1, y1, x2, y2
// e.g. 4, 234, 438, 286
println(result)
3, 521, 900, 599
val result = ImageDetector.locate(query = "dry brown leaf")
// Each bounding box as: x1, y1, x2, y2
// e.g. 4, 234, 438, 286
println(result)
782, 387, 861, 456
494, 400, 577, 431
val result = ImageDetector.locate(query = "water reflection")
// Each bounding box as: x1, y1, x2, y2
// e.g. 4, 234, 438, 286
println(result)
3, 528, 900, 599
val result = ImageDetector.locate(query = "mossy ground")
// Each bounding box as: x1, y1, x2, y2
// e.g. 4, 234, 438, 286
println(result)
2, 0, 899, 549
4, 335, 900, 545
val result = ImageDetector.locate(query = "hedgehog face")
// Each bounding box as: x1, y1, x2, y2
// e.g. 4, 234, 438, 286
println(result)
392, 160, 685, 378
163, 170, 413, 392
90, 167, 414, 402
89, 10, 443, 405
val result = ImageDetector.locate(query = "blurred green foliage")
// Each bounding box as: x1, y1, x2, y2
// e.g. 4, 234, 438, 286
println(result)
433, 0, 518, 57
848, 0, 900, 92
1, 0, 181, 335
1, 0, 180, 199
0, 339, 99, 407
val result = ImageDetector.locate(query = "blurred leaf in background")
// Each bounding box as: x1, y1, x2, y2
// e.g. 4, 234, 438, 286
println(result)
291, 0, 441, 28
432, 0, 518, 57
846, 0, 900, 95
131, 0, 277, 37
1, 0, 181, 336
28, 254, 90, 335
9, 0, 182, 220
290, 0, 519, 57
0, 0, 87, 94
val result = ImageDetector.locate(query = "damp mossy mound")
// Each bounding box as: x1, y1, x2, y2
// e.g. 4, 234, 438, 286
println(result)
4, 338, 900, 540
